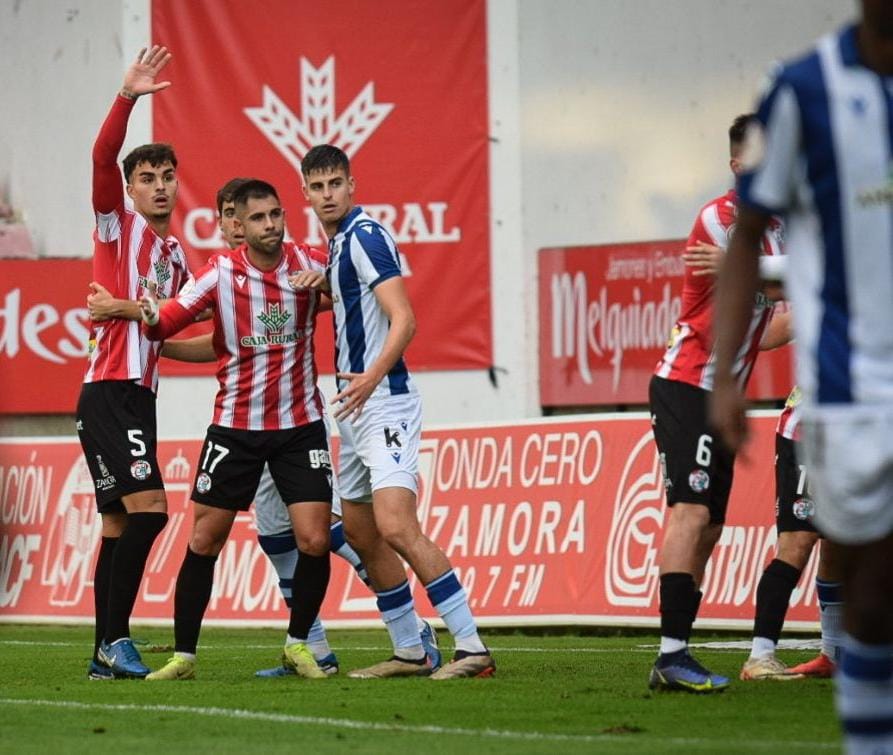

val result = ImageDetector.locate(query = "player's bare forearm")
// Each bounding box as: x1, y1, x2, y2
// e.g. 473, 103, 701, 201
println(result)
142, 299, 194, 342
161, 334, 215, 363
96, 297, 141, 322
759, 310, 793, 351
332, 278, 415, 421
368, 309, 415, 383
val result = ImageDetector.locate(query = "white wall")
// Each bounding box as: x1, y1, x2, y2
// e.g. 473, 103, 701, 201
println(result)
1, 0, 857, 437
0, 0, 123, 257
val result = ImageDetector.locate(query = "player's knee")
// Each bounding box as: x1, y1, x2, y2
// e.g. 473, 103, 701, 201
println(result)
342, 520, 376, 554
379, 523, 420, 555
777, 533, 817, 570
124, 489, 167, 514
297, 531, 330, 557
190, 528, 228, 557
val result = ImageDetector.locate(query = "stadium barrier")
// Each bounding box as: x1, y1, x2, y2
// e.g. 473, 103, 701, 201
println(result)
0, 411, 819, 630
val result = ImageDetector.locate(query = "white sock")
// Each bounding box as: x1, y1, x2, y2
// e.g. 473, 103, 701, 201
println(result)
660, 637, 687, 655
174, 651, 196, 662
750, 636, 777, 660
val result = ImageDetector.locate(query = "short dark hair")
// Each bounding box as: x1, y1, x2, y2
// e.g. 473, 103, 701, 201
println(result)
216, 177, 252, 215
301, 145, 350, 177
729, 113, 756, 153
122, 143, 177, 183
232, 179, 280, 211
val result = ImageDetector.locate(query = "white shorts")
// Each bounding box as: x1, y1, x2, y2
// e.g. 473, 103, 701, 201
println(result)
253, 463, 342, 537
801, 403, 893, 544
337, 393, 421, 503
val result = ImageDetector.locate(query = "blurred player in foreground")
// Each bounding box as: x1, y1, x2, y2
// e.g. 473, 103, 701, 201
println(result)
711, 3, 893, 750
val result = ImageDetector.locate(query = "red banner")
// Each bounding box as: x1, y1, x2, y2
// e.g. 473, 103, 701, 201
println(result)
0, 259, 217, 414
151, 0, 492, 372
0, 414, 820, 629
538, 243, 794, 406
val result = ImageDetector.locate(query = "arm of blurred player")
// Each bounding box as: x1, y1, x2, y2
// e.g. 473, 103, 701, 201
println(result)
332, 276, 415, 422
709, 206, 772, 451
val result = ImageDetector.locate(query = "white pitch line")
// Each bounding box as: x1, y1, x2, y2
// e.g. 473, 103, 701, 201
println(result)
0, 640, 660, 653
0, 698, 836, 750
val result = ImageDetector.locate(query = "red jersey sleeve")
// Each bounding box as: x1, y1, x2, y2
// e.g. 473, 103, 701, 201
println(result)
144, 261, 219, 341
92, 95, 135, 217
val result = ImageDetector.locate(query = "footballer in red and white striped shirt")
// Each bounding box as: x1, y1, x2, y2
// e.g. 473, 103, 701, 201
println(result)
143, 226, 327, 432
75, 45, 183, 681
139, 180, 334, 681
654, 188, 783, 392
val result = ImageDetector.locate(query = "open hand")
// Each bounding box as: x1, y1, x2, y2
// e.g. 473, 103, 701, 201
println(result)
331, 371, 378, 422
87, 281, 114, 321
122, 45, 173, 98
683, 242, 723, 277
288, 271, 329, 292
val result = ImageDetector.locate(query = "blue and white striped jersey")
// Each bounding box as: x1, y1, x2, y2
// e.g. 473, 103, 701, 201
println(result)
739, 24, 893, 409
327, 206, 416, 399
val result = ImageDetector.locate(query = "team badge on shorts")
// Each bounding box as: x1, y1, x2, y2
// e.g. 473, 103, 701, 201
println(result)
688, 469, 710, 493
792, 498, 815, 521
130, 460, 152, 481
196, 472, 212, 494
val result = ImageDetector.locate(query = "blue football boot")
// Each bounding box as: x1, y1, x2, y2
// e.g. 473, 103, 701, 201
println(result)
420, 620, 442, 671
97, 638, 150, 678
648, 649, 730, 693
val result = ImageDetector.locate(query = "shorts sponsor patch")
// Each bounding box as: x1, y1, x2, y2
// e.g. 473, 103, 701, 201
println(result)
130, 459, 152, 481
688, 469, 710, 493
196, 472, 212, 494
792, 498, 815, 521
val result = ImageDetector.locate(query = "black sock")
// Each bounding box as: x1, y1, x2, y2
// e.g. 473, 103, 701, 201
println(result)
105, 512, 168, 642
753, 559, 801, 642
173, 547, 217, 654
93, 536, 118, 659
689, 589, 703, 629
287, 551, 330, 640
660, 572, 697, 643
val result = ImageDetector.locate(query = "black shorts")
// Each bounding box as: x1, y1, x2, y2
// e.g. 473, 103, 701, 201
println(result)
649, 375, 735, 524
76, 380, 163, 513
192, 421, 333, 511
775, 434, 817, 533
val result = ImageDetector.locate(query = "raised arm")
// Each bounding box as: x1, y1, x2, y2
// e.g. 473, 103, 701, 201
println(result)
92, 46, 173, 214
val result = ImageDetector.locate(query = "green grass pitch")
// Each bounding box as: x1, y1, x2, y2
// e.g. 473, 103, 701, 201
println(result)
1, 625, 838, 754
